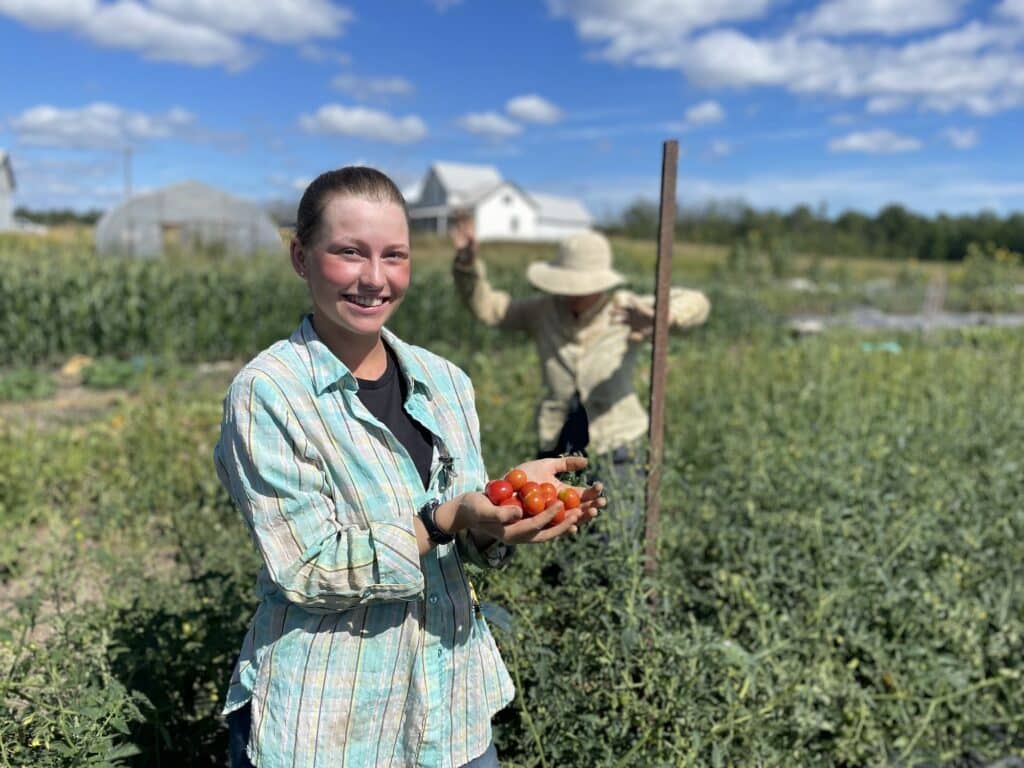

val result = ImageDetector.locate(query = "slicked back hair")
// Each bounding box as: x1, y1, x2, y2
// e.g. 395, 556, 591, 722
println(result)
294, 166, 408, 248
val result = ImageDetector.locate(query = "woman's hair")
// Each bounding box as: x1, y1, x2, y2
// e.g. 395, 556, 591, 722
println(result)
294, 166, 408, 247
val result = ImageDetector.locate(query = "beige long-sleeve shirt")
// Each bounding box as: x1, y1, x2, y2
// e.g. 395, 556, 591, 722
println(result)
453, 258, 711, 455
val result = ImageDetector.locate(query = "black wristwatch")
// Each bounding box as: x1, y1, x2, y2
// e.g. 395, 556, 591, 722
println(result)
417, 498, 455, 545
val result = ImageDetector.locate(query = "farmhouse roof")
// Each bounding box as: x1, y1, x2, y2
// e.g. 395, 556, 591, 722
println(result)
529, 192, 591, 224
431, 161, 502, 203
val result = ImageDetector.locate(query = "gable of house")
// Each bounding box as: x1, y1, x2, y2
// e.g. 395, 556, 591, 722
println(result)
0, 151, 14, 194
474, 181, 539, 240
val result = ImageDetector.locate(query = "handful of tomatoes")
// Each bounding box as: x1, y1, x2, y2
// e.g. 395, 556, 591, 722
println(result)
484, 468, 582, 528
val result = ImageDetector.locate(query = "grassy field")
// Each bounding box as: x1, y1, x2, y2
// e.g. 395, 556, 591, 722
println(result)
1, 232, 1022, 766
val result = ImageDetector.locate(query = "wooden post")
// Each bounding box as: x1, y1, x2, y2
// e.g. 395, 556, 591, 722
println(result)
644, 140, 678, 583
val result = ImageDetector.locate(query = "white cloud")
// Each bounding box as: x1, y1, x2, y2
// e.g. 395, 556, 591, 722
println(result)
709, 138, 733, 157
828, 129, 922, 153
298, 43, 350, 65
0, 0, 352, 68
684, 99, 725, 125
457, 111, 523, 140
802, 0, 967, 36
148, 0, 351, 43
332, 73, 416, 100
9, 102, 197, 148
942, 127, 978, 149
299, 104, 428, 144
545, 3, 1024, 116
506, 94, 564, 124
546, 0, 777, 63
84, 2, 248, 67
866, 95, 908, 113
0, 0, 93, 27
997, 0, 1024, 22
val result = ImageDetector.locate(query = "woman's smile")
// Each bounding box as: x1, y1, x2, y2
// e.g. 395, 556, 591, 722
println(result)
342, 293, 392, 310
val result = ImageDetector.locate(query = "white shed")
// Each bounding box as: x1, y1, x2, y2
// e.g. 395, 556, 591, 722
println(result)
0, 151, 15, 231
407, 161, 592, 242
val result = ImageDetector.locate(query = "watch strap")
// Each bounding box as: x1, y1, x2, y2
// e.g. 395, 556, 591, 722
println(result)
418, 498, 455, 545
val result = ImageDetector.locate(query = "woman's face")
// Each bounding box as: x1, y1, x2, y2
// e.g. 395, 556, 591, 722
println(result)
293, 195, 410, 344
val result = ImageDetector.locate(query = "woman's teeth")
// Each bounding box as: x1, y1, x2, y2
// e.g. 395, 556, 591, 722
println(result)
346, 295, 386, 307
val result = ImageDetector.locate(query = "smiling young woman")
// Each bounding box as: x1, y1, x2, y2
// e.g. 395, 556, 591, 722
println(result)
290, 191, 411, 379
216, 167, 606, 768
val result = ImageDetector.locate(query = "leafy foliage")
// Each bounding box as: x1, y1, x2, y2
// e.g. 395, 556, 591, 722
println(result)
0, 239, 1022, 766
0, 368, 56, 402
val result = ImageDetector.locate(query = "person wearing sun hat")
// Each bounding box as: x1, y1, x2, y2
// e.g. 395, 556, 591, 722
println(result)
450, 218, 710, 466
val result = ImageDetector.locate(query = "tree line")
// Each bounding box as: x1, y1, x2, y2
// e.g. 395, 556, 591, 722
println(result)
606, 199, 1024, 261
14, 206, 103, 226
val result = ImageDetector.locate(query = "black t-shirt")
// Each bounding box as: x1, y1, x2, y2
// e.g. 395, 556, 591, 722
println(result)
356, 346, 434, 489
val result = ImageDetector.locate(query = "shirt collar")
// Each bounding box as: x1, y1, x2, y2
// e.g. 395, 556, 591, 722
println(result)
293, 315, 433, 399
381, 327, 434, 400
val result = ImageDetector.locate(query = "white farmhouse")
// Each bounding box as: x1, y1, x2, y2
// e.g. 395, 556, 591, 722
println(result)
407, 161, 592, 241
0, 151, 15, 231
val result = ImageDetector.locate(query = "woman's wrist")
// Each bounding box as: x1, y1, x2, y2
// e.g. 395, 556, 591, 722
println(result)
434, 494, 467, 536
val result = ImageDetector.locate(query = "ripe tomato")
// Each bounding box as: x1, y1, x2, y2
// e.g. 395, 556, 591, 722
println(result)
539, 482, 557, 504
548, 503, 568, 527
521, 490, 546, 516
502, 495, 523, 512
485, 479, 514, 505
518, 481, 540, 500
557, 488, 581, 509
505, 468, 528, 491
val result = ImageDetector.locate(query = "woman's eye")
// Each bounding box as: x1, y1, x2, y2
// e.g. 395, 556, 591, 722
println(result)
386, 251, 409, 261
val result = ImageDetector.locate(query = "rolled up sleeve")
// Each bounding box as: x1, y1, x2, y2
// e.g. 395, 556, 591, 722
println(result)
215, 374, 424, 612
668, 286, 711, 329
452, 258, 540, 332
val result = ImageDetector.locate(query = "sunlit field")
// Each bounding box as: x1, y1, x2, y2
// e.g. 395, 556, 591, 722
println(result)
1, 230, 1022, 766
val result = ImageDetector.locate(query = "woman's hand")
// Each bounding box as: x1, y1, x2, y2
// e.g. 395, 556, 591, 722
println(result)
507, 455, 606, 531
449, 215, 477, 267
456, 492, 586, 544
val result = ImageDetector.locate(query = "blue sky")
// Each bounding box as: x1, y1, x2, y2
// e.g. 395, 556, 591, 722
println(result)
1, 0, 1022, 220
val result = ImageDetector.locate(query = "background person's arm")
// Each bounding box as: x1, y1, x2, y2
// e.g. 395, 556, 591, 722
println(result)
451, 216, 539, 332
613, 287, 712, 341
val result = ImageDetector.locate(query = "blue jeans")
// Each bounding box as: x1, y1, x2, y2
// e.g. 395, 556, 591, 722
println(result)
227, 703, 500, 767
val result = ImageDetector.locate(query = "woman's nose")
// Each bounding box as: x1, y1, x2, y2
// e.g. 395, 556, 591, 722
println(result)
360, 257, 384, 288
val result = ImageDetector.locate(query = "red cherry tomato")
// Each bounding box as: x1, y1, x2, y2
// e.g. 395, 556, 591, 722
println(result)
539, 482, 557, 504
505, 468, 528, 491
522, 490, 546, 516
518, 481, 540, 501
557, 488, 581, 510
548, 503, 568, 527
485, 479, 514, 505
502, 495, 523, 512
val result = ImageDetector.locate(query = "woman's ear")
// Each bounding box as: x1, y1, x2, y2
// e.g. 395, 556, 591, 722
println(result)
289, 238, 307, 278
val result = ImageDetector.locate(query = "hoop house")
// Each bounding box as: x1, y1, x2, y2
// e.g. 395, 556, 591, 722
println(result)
96, 180, 283, 257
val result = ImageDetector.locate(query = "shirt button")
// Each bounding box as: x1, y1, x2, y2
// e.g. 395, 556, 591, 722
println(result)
428, 594, 438, 605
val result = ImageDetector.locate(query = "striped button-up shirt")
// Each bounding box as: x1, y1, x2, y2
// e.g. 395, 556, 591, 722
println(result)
453, 258, 711, 454
214, 316, 515, 768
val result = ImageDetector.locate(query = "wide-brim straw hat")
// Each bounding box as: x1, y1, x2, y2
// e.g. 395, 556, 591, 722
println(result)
526, 230, 625, 296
